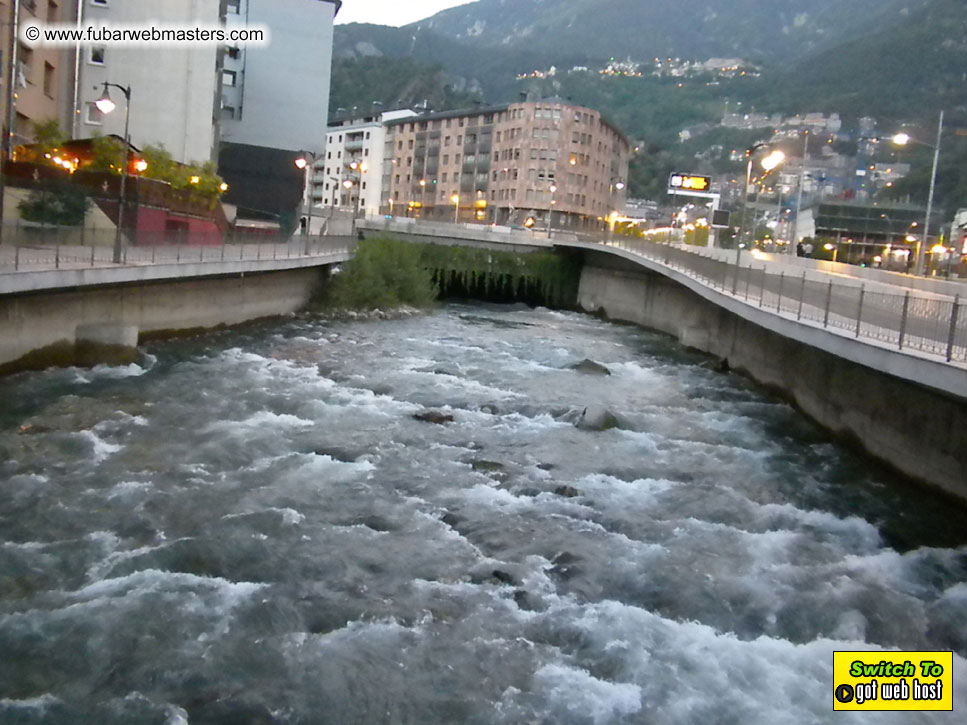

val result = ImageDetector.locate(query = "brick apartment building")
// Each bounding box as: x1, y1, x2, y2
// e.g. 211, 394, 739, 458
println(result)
382, 98, 631, 230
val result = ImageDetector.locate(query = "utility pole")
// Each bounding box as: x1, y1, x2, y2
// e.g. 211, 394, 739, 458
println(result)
0, 0, 22, 243
917, 110, 943, 276
793, 131, 809, 249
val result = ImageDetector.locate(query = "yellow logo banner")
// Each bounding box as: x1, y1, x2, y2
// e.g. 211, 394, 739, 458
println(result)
833, 651, 953, 711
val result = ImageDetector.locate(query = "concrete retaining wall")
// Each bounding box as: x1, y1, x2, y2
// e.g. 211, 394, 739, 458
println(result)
0, 268, 324, 373
578, 259, 967, 501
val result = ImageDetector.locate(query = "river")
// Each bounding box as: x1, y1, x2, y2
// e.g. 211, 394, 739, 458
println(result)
0, 303, 964, 723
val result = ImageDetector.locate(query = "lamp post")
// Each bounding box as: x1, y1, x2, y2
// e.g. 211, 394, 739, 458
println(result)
95, 82, 132, 264
546, 183, 557, 236
893, 110, 943, 276
608, 178, 625, 240
793, 131, 809, 249
343, 179, 358, 235
294, 151, 319, 254
451, 194, 460, 224
347, 161, 367, 234
742, 144, 785, 247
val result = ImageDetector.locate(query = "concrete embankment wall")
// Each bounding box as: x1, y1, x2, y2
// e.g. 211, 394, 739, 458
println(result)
577, 255, 967, 501
0, 268, 324, 373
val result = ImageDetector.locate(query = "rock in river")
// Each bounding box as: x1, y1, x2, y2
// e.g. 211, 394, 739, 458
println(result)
413, 409, 455, 425
569, 359, 611, 376
576, 405, 619, 431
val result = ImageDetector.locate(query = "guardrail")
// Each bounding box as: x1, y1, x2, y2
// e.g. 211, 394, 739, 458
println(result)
604, 237, 966, 364
362, 218, 967, 364
0, 235, 356, 274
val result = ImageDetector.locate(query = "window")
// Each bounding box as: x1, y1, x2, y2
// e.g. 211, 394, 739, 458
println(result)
89, 46, 105, 64
19, 44, 33, 78
42, 61, 54, 96
222, 70, 236, 87
225, 0, 240, 13
47, 1, 58, 22
85, 102, 103, 124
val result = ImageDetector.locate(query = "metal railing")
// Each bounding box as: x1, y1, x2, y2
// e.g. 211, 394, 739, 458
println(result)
0, 229, 356, 275
604, 237, 967, 364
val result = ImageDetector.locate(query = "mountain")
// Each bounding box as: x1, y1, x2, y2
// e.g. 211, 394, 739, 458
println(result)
411, 0, 928, 65
767, 0, 967, 118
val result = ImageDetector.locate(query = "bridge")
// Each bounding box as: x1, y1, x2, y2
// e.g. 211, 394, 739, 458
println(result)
2, 221, 966, 498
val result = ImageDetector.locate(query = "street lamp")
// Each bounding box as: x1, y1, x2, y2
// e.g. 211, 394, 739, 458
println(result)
95, 82, 132, 263
892, 110, 944, 275
742, 144, 785, 246
608, 178, 626, 239
546, 183, 557, 236
451, 194, 460, 224
294, 151, 320, 250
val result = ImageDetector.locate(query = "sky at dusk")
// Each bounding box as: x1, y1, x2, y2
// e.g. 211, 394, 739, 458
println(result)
335, 0, 474, 27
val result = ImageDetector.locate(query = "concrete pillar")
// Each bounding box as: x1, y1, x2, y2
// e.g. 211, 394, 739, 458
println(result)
75, 323, 140, 366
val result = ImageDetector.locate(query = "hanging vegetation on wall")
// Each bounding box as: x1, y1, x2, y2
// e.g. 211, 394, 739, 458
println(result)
320, 237, 582, 311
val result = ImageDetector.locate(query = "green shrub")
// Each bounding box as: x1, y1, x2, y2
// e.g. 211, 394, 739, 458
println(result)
323, 237, 438, 310
18, 183, 90, 226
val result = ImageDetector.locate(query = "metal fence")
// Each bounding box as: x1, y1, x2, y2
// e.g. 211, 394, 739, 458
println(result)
606, 237, 967, 364
0, 230, 356, 274
2, 221, 964, 364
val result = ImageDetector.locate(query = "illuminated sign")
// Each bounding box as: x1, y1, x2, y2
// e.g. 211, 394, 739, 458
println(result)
669, 173, 711, 192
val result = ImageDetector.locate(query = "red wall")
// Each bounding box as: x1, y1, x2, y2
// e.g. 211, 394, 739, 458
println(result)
131, 208, 223, 246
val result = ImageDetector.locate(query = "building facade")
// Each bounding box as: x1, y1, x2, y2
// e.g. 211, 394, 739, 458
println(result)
74, 0, 222, 164
383, 99, 631, 230
220, 0, 337, 154
218, 0, 339, 224
319, 108, 416, 218
0, 0, 78, 146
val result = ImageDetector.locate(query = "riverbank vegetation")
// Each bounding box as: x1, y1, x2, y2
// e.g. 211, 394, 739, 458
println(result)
319, 237, 582, 311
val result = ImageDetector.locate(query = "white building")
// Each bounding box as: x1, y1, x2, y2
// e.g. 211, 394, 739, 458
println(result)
318, 108, 417, 218
220, 0, 338, 154
74, 0, 222, 164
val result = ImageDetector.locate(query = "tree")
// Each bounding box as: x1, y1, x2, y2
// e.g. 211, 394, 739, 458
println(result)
18, 182, 90, 226
86, 134, 127, 174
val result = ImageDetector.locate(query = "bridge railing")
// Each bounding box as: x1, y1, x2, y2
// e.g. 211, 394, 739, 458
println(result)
0, 233, 356, 273
605, 237, 967, 364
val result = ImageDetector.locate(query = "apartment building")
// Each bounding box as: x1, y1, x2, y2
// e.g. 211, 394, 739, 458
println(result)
74, 0, 222, 164
383, 99, 631, 230
0, 0, 77, 146
319, 107, 417, 217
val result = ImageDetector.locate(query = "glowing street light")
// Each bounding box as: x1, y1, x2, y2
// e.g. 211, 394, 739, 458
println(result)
547, 183, 557, 235
761, 150, 786, 172
294, 151, 320, 248
742, 143, 786, 246
95, 81, 133, 263
891, 111, 944, 275
451, 194, 460, 223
